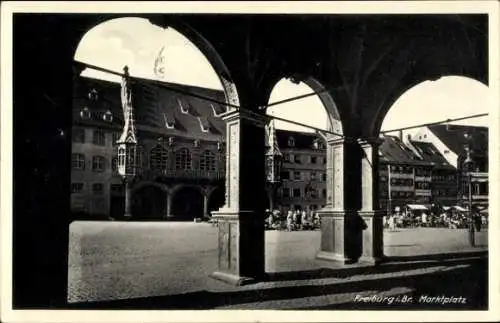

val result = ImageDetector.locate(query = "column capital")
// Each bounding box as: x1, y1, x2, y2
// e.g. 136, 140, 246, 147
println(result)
220, 108, 270, 127
325, 136, 354, 145
357, 137, 384, 148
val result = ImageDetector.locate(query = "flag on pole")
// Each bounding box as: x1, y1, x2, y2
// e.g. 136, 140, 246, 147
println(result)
153, 46, 166, 79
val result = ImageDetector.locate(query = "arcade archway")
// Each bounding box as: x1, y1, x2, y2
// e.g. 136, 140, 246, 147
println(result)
131, 185, 167, 220
170, 186, 204, 220
377, 76, 489, 257
13, 12, 490, 308
208, 186, 225, 215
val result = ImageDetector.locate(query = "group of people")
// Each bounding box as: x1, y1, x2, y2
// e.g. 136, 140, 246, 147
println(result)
265, 209, 320, 231
384, 209, 488, 231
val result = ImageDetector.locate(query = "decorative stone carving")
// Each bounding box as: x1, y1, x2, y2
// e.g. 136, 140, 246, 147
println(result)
194, 139, 200, 148
228, 123, 239, 209
168, 137, 175, 146
220, 75, 240, 111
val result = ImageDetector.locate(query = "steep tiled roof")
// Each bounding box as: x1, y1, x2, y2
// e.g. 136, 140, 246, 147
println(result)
379, 136, 428, 165
73, 76, 226, 141
409, 141, 454, 169
428, 124, 488, 157
275, 129, 324, 150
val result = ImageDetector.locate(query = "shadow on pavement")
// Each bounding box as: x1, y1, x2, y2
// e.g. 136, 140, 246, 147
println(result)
67, 251, 487, 310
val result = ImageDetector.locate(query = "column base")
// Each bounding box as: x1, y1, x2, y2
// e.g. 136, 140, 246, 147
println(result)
359, 210, 384, 264
210, 271, 266, 286
316, 208, 362, 264
316, 251, 357, 265
358, 255, 386, 266
210, 209, 266, 286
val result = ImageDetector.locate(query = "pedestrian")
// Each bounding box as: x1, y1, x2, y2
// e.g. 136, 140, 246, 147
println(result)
388, 214, 395, 231
421, 212, 428, 228
301, 210, 308, 230
287, 210, 294, 231
474, 212, 482, 232
294, 210, 301, 230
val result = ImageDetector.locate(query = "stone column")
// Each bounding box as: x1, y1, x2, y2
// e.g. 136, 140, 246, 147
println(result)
358, 139, 384, 265
316, 136, 362, 264
203, 193, 209, 217
165, 191, 174, 220
124, 180, 132, 219
210, 109, 268, 285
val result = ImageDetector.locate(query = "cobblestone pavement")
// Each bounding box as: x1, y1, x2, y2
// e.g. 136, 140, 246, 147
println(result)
68, 222, 488, 309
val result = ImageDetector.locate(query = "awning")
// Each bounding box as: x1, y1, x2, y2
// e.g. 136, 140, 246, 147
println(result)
453, 205, 467, 212
407, 204, 428, 210
480, 208, 489, 214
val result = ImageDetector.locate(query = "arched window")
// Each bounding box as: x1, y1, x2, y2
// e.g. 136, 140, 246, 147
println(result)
200, 150, 216, 171
175, 148, 192, 170
150, 144, 168, 171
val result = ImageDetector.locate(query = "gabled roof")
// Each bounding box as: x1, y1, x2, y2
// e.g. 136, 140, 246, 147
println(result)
73, 76, 226, 141
275, 129, 324, 150
409, 140, 454, 169
428, 124, 488, 157
379, 136, 429, 165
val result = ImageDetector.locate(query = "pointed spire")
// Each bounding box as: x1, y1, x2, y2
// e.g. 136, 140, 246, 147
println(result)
266, 119, 281, 156
117, 65, 137, 144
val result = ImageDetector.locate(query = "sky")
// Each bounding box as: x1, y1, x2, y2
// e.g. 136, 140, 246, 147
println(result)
75, 17, 490, 135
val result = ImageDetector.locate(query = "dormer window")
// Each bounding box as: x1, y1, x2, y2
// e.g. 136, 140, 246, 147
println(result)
198, 117, 210, 133
178, 98, 190, 114
288, 137, 295, 147
312, 140, 319, 149
88, 89, 98, 101
211, 104, 224, 117
102, 110, 113, 122
80, 107, 91, 119
163, 113, 176, 129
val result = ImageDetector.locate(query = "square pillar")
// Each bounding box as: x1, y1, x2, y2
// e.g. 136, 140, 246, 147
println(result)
164, 191, 174, 220
210, 109, 268, 285
358, 138, 384, 265
316, 137, 363, 264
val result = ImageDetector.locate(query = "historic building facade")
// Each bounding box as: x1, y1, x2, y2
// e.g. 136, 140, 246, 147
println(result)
414, 124, 489, 210
71, 76, 226, 220
274, 129, 327, 214
72, 76, 488, 220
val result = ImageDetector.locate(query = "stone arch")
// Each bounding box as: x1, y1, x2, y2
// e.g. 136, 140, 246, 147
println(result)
130, 183, 168, 221
170, 185, 205, 220
170, 183, 204, 197
73, 16, 241, 112
207, 185, 225, 214
131, 181, 169, 195
264, 75, 345, 137
371, 74, 489, 138
301, 77, 344, 137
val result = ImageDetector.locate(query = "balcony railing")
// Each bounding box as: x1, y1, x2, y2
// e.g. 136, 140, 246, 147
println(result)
390, 186, 414, 192
415, 189, 432, 196
137, 168, 225, 180
390, 173, 413, 179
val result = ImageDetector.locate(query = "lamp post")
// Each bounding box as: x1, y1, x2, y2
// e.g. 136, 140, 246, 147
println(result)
463, 133, 475, 247
116, 66, 138, 219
